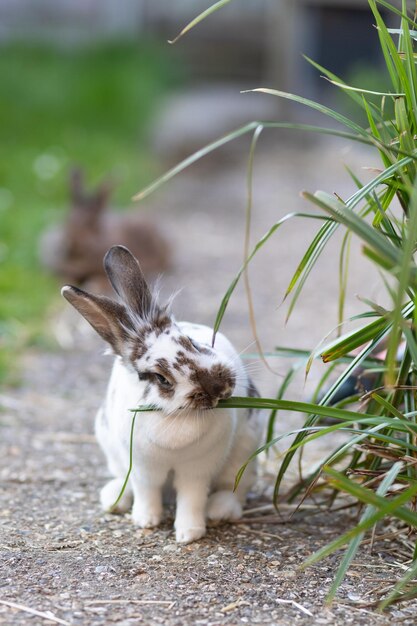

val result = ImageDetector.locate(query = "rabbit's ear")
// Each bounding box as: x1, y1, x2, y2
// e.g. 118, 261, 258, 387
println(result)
104, 245, 153, 319
92, 179, 113, 212
61, 285, 132, 355
69, 168, 86, 204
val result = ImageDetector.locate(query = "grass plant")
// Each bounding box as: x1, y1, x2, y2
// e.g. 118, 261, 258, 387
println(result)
133, 0, 417, 609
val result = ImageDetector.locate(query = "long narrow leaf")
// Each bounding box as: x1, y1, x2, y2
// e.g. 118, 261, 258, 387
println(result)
168, 0, 233, 44
379, 558, 417, 610
326, 462, 404, 602
211, 213, 329, 343
303, 191, 402, 267
244, 88, 370, 137
302, 467, 417, 569
132, 121, 380, 203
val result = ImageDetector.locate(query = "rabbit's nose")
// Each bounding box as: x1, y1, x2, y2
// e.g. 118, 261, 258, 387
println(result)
194, 366, 235, 400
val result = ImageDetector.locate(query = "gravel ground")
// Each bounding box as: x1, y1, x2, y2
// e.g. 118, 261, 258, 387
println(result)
2, 137, 416, 625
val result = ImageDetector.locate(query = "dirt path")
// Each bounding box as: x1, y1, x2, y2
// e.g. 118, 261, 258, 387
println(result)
1, 138, 416, 625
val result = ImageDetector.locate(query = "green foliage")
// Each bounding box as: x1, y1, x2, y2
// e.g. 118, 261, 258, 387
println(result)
0, 41, 177, 382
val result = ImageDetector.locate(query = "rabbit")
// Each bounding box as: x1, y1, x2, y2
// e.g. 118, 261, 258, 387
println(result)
61, 245, 264, 544
40, 169, 171, 292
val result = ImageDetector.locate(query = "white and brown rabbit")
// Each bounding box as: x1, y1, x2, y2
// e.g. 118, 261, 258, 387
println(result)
62, 245, 263, 544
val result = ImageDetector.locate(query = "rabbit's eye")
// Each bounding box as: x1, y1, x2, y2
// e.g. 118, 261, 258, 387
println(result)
155, 373, 172, 389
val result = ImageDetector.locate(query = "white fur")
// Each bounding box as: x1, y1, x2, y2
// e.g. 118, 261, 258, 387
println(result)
96, 322, 263, 544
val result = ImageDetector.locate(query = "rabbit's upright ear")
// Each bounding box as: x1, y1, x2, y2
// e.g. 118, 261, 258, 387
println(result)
61, 285, 133, 355
92, 179, 113, 212
104, 246, 153, 319
69, 168, 86, 205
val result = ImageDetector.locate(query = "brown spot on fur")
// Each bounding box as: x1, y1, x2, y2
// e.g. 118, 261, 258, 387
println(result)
130, 338, 147, 363
155, 357, 172, 378
175, 353, 194, 369
175, 335, 196, 352
141, 323, 153, 337
189, 364, 235, 406
153, 314, 171, 336
177, 335, 212, 355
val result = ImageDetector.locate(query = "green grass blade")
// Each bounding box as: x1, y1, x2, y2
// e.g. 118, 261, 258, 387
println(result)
265, 365, 302, 449
302, 467, 417, 568
370, 0, 416, 122
326, 461, 404, 603
324, 78, 404, 97
376, 0, 417, 26
286, 156, 414, 322
303, 55, 370, 109
218, 396, 417, 431
110, 410, 137, 511
385, 185, 417, 383
371, 392, 409, 422
133, 121, 260, 201
403, 324, 417, 366
132, 121, 381, 203
379, 558, 417, 610
245, 88, 370, 137
320, 317, 389, 363
338, 231, 351, 329
303, 191, 402, 266
347, 155, 417, 208
273, 313, 409, 500
211, 212, 329, 343
284, 220, 332, 300
168, 0, 233, 44
369, 0, 402, 92
400, 0, 417, 123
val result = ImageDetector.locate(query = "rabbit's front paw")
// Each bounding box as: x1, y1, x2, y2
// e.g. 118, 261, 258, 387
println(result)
207, 490, 242, 524
100, 479, 133, 513
175, 525, 206, 544
131, 503, 162, 529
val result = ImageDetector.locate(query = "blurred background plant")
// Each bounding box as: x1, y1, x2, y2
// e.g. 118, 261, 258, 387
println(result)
0, 41, 178, 383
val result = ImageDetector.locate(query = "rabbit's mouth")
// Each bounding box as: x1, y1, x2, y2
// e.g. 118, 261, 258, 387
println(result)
164, 399, 220, 415
180, 394, 231, 412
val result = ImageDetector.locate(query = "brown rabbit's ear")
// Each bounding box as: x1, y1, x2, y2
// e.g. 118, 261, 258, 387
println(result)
103, 245, 153, 319
61, 285, 133, 355
92, 179, 113, 212
69, 168, 86, 205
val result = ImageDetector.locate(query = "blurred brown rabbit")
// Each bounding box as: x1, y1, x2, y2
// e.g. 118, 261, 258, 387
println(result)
40, 169, 172, 291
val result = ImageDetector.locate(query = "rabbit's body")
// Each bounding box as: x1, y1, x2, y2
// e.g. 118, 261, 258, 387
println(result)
62, 246, 263, 543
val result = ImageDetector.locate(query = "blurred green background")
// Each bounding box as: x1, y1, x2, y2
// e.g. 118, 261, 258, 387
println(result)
0, 41, 178, 381
0, 1, 391, 384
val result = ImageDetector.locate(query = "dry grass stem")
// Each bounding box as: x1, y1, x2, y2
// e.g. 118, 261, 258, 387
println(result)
0, 600, 72, 626
274, 598, 313, 617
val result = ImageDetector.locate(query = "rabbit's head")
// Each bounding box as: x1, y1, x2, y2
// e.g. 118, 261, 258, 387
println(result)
62, 246, 236, 413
